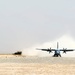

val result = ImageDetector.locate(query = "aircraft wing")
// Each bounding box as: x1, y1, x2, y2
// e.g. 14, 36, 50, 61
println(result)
36, 48, 55, 53
60, 49, 74, 51
60, 49, 75, 53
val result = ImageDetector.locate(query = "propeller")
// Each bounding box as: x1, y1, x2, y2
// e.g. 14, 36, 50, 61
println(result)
49, 47, 52, 53
50, 47, 51, 50
63, 48, 67, 53
63, 51, 66, 53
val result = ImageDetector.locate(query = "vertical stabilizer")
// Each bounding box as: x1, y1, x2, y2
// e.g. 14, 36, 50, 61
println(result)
57, 42, 59, 49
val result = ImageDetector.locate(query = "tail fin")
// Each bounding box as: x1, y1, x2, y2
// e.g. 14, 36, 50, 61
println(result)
57, 42, 59, 49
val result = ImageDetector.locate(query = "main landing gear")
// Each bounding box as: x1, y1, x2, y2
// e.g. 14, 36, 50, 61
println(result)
53, 54, 61, 57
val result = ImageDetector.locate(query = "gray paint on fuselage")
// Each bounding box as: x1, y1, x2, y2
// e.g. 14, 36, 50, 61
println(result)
53, 50, 61, 57
55, 50, 60, 55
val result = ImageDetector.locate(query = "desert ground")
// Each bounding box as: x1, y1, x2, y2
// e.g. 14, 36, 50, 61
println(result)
0, 55, 75, 75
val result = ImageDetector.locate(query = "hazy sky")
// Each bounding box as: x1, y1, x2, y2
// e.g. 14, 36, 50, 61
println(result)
0, 0, 75, 53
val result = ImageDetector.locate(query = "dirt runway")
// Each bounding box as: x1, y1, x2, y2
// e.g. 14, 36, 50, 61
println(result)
0, 55, 75, 75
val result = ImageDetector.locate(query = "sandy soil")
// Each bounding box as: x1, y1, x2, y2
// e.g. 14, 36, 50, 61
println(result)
0, 55, 75, 75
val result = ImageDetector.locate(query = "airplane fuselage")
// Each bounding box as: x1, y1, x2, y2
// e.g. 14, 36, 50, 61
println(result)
53, 50, 61, 57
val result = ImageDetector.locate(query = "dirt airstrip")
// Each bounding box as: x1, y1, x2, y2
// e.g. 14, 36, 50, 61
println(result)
0, 55, 75, 75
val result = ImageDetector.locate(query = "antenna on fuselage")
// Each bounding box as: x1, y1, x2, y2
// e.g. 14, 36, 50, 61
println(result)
57, 42, 59, 49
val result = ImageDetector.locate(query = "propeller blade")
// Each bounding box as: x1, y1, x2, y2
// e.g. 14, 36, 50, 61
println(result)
50, 47, 51, 49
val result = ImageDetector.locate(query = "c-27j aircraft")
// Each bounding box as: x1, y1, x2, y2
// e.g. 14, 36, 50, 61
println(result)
36, 42, 75, 57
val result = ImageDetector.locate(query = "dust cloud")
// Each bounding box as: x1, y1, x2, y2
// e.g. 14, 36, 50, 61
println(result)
22, 35, 75, 57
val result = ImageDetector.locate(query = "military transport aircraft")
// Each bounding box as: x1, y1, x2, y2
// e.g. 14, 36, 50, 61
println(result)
36, 42, 75, 57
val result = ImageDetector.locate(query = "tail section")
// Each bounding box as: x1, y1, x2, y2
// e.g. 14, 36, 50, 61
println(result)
57, 42, 59, 49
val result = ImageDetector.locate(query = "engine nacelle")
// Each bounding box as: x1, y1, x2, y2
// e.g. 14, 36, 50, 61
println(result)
49, 50, 52, 53
63, 50, 66, 53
